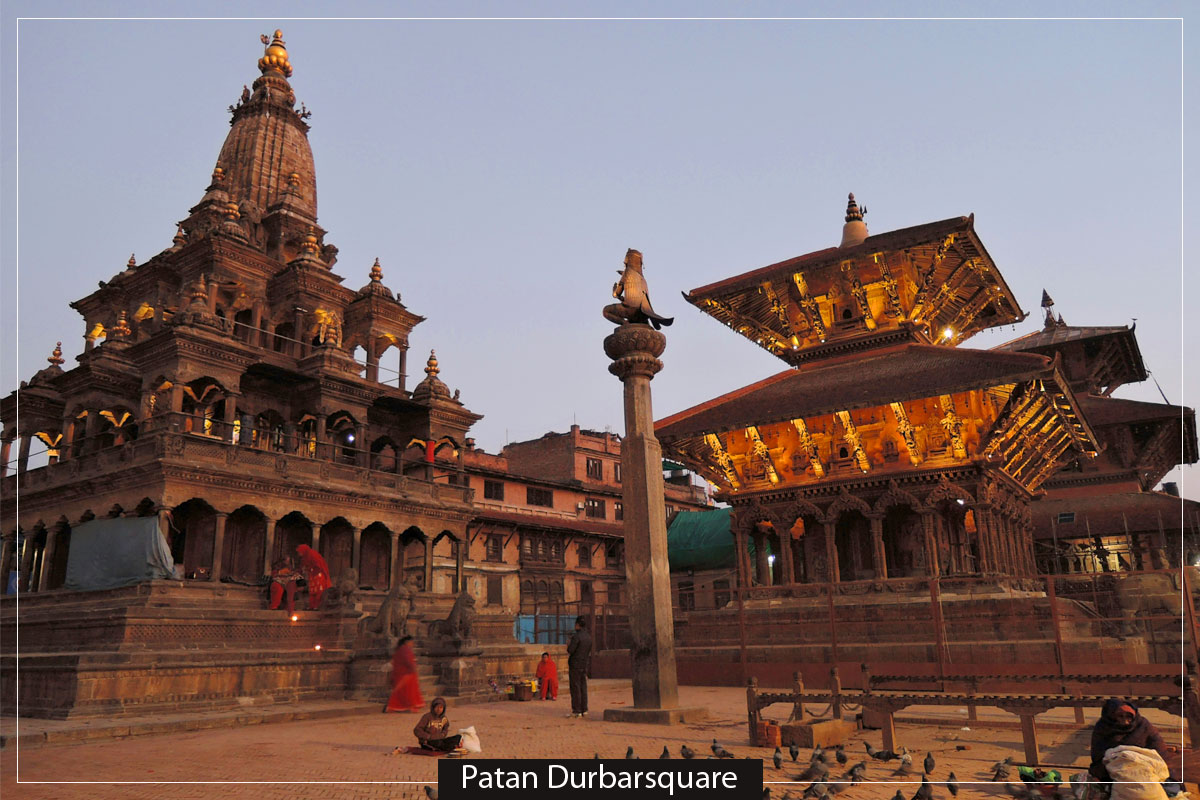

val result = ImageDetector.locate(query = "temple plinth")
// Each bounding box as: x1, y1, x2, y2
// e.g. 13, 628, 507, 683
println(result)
602, 323, 705, 724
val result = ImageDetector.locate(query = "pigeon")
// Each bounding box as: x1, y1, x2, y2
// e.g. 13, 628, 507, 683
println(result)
947, 771, 959, 797
913, 774, 933, 800
827, 781, 851, 795
835, 745, 847, 765
790, 743, 800, 762
661, 746, 670, 759
812, 745, 826, 763
802, 782, 829, 799
866, 742, 899, 761
847, 762, 867, 783
992, 762, 1012, 782
797, 760, 830, 782
991, 756, 1014, 772
894, 753, 914, 775
626, 746, 636, 759
424, 787, 437, 800
763, 789, 771, 800
714, 742, 735, 759
774, 747, 783, 770
1004, 782, 1032, 800
865, 742, 880, 758
681, 745, 695, 759
892, 792, 905, 800
924, 751, 935, 776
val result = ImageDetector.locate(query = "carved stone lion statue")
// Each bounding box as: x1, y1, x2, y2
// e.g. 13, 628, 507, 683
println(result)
327, 567, 359, 609
427, 591, 476, 642
363, 579, 414, 643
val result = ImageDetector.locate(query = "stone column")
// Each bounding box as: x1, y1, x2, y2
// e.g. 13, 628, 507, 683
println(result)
602, 321, 691, 722
777, 523, 796, 585
974, 508, 993, 574
222, 394, 239, 443
293, 309, 306, 357
354, 423, 368, 467
250, 304, 263, 346
365, 346, 380, 382
752, 530, 771, 586
0, 532, 15, 594
1, 435, 12, 480
823, 521, 840, 583
264, 520, 279, 577
38, 527, 59, 592
732, 525, 750, 590
18, 533, 36, 592
315, 416, 327, 460
16, 434, 31, 475
921, 512, 940, 578
211, 512, 227, 581
170, 384, 185, 432
351, 526, 363, 572
455, 538, 466, 593
398, 348, 408, 392
423, 537, 434, 593
312, 526, 323, 561
868, 514, 887, 580
206, 277, 219, 314
388, 531, 400, 590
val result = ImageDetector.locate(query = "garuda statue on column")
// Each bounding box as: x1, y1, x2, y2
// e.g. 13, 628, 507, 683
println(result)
603, 248, 673, 329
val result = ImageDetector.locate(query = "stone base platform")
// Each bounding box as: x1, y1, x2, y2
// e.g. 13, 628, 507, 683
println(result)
602, 705, 708, 725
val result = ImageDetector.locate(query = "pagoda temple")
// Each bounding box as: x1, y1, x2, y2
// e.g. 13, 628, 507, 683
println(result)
656, 195, 1101, 589
994, 297, 1198, 573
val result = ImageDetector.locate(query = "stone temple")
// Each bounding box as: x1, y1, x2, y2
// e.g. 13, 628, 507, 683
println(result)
0, 31, 544, 718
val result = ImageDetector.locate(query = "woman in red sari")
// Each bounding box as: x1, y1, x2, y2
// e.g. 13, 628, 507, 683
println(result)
295, 545, 331, 610
385, 636, 424, 713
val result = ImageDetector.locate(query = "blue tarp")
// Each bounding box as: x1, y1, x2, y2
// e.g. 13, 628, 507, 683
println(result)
64, 517, 174, 591
514, 614, 575, 645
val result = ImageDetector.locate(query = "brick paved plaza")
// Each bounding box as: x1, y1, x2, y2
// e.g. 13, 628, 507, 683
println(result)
2, 680, 1185, 800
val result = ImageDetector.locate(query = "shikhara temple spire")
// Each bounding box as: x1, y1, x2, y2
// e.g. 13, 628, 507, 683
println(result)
839, 192, 868, 248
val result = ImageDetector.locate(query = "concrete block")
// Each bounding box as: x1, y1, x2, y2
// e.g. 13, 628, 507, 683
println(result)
601, 706, 708, 725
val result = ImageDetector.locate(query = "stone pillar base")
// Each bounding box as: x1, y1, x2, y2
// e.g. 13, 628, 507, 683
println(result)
602, 706, 709, 725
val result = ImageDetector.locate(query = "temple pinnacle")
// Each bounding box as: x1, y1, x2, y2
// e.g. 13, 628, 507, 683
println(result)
425, 350, 440, 377
48, 342, 64, 366
839, 192, 869, 248
370, 258, 383, 282
258, 30, 292, 78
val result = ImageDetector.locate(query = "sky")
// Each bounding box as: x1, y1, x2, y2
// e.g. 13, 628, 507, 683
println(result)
0, 2, 1194, 497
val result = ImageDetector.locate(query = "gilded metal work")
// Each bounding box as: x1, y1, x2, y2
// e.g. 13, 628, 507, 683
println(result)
258, 30, 293, 77
938, 394, 967, 459
790, 272, 827, 341
603, 248, 674, 329
873, 253, 905, 319
841, 262, 876, 330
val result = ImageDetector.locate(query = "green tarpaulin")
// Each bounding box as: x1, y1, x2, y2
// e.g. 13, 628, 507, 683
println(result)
667, 508, 767, 571
65, 517, 175, 591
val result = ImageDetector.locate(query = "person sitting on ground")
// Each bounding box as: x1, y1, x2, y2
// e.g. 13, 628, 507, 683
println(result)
413, 697, 462, 752
268, 556, 300, 615
536, 652, 559, 701
1089, 698, 1179, 783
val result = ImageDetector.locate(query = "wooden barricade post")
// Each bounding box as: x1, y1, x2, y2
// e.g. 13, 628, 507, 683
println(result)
793, 670, 805, 721
747, 677, 760, 745
830, 666, 842, 721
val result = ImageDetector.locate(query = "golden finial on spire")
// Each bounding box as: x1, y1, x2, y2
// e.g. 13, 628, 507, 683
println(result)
845, 192, 865, 223
370, 258, 383, 282
111, 310, 132, 338
298, 226, 321, 258
127, 254, 137, 268
173, 225, 188, 248
48, 341, 64, 366
224, 202, 241, 221
425, 350, 440, 378
210, 165, 226, 186
258, 29, 293, 78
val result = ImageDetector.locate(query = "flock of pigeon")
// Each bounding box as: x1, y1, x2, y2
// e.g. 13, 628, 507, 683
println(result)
420, 743, 1036, 800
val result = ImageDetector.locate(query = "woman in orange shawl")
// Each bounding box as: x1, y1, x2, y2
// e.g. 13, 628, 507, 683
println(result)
385, 636, 424, 712
295, 544, 331, 610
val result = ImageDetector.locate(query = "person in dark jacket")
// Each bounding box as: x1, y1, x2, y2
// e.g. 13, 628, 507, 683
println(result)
412, 697, 461, 752
1089, 698, 1178, 782
566, 616, 592, 718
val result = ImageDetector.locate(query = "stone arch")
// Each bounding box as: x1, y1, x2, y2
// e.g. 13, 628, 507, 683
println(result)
359, 522, 392, 590
320, 516, 355, 584
326, 411, 359, 464
273, 321, 295, 354
370, 436, 398, 472
821, 489, 872, 524
872, 480, 923, 515
832, 508, 874, 582
225, 505, 267, 581
922, 479, 975, 508
171, 498, 217, 578
273, 511, 313, 565
181, 377, 231, 437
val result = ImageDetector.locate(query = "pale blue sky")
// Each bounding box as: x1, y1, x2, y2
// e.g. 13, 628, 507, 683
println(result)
1, 2, 1193, 496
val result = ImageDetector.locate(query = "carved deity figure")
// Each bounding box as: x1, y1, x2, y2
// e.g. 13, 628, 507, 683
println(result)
603, 248, 674, 329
